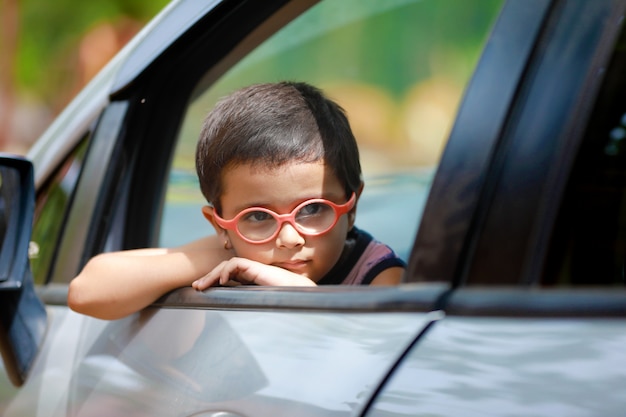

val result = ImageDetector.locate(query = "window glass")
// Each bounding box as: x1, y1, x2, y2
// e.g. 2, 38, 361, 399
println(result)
30, 138, 89, 285
544, 22, 626, 286
161, 0, 503, 261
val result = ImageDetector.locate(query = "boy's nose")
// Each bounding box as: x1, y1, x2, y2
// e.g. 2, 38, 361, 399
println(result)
275, 222, 305, 248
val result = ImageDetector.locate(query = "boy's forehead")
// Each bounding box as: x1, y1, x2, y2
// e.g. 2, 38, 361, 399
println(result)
219, 160, 344, 205
223, 159, 330, 178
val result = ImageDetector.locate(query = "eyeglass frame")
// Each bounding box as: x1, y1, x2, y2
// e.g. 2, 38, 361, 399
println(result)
212, 192, 357, 244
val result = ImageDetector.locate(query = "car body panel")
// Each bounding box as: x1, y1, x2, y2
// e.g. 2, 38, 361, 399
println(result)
1, 306, 439, 417
366, 316, 626, 417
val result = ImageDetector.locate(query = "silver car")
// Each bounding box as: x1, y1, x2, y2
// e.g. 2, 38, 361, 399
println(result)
1, 0, 626, 415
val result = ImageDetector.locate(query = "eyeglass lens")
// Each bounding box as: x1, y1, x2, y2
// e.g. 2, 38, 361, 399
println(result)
237, 202, 337, 241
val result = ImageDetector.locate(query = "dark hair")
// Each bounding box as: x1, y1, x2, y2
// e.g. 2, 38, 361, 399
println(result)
195, 81, 362, 211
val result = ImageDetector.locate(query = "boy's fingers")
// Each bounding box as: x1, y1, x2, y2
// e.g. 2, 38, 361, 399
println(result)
194, 258, 272, 289
192, 276, 209, 290
193, 267, 221, 290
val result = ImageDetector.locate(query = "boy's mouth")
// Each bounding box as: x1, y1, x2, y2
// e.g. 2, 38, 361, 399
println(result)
273, 259, 310, 272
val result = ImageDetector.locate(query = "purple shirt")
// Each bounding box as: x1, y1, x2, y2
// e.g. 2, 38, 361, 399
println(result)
317, 227, 405, 285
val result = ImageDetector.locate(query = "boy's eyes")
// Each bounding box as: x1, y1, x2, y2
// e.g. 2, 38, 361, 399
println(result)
241, 211, 273, 223
297, 202, 327, 217
240, 202, 332, 222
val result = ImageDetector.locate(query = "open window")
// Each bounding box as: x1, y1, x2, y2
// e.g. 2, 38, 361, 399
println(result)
160, 0, 503, 265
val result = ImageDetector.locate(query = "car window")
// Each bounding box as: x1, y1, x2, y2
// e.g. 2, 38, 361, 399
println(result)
544, 20, 626, 287
30, 137, 89, 285
160, 0, 503, 261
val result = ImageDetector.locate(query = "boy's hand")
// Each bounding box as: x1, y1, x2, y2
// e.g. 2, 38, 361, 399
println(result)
191, 257, 316, 290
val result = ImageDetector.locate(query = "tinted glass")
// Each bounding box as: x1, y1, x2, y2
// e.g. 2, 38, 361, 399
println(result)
544, 22, 626, 286
161, 0, 502, 261
30, 138, 88, 284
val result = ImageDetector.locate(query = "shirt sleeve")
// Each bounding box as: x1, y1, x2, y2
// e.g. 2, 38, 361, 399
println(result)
342, 240, 406, 285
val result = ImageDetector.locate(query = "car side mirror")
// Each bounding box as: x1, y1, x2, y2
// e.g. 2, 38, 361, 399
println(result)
0, 154, 47, 386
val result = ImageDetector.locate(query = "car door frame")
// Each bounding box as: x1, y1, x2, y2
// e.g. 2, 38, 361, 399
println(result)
446, 0, 626, 312
410, 0, 626, 290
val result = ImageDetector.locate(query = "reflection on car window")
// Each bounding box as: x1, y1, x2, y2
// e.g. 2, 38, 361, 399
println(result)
30, 138, 89, 285
544, 22, 626, 286
161, 0, 503, 261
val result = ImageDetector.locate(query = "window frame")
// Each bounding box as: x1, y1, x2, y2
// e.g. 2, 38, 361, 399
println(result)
418, 0, 626, 320
410, 0, 626, 290
468, 0, 626, 287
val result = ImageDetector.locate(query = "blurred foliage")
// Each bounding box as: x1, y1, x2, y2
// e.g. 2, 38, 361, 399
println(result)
216, 0, 502, 98
16, 0, 169, 108
176, 0, 503, 170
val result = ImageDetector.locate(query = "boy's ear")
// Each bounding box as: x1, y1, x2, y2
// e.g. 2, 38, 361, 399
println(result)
348, 181, 365, 228
355, 181, 365, 199
201, 206, 227, 237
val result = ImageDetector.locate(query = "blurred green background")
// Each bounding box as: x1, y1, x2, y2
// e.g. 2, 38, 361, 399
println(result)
175, 0, 503, 173
0, 0, 168, 153
0, 0, 501, 161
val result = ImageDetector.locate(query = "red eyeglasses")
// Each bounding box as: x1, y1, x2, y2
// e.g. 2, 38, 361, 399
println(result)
213, 193, 356, 244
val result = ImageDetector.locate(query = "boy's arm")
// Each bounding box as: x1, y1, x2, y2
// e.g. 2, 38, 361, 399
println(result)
68, 235, 233, 320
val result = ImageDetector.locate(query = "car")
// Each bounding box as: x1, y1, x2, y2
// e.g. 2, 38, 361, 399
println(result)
2, 0, 626, 415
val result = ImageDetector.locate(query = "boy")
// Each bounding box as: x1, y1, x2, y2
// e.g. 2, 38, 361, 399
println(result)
68, 82, 404, 320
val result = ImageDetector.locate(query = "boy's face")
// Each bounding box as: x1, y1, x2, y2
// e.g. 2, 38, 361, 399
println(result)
207, 160, 357, 283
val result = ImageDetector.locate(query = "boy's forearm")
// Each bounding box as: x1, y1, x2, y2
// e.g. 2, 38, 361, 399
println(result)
68, 253, 192, 320
68, 237, 231, 320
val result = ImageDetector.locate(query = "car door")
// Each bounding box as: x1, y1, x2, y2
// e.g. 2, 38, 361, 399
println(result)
1, 0, 504, 415
59, 2, 499, 415
365, 0, 626, 415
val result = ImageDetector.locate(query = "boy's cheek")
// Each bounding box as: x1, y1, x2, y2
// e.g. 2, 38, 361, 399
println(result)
229, 241, 272, 262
